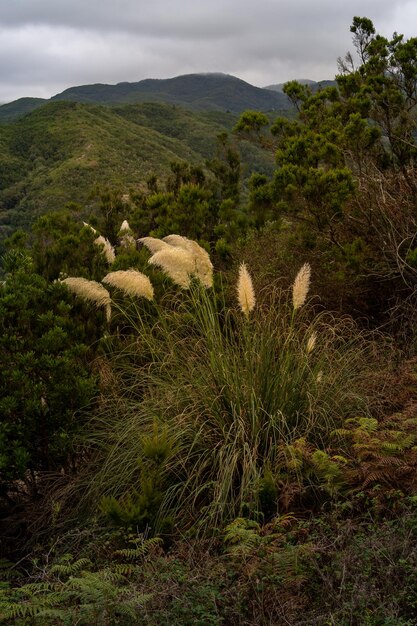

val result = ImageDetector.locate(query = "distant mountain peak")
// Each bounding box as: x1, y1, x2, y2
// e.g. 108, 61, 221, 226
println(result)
0, 72, 294, 123
264, 78, 334, 93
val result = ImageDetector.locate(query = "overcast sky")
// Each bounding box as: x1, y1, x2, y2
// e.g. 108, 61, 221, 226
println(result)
1, 0, 417, 103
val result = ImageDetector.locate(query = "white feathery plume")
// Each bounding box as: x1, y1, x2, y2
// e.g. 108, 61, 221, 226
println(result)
148, 247, 195, 289
94, 235, 116, 264
120, 233, 136, 249
237, 262, 255, 317
118, 220, 136, 249
61, 277, 112, 322
119, 220, 131, 233
292, 263, 311, 310
102, 269, 154, 300
162, 234, 190, 248
306, 331, 317, 354
139, 237, 171, 254
163, 235, 213, 288
83, 221, 97, 234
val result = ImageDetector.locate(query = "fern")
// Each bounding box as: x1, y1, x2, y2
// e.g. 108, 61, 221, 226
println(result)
0, 553, 152, 625
331, 413, 417, 490
223, 518, 263, 555
50, 556, 92, 576
113, 535, 162, 560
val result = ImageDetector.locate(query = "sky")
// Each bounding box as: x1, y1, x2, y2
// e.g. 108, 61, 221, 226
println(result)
1, 0, 417, 104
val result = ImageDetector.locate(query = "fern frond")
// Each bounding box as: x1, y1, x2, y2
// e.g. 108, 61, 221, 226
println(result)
110, 563, 141, 575
95, 568, 125, 583
223, 518, 262, 555
381, 441, 408, 453
113, 548, 145, 560
18, 581, 60, 593
50, 557, 92, 576
113, 536, 162, 560
33, 607, 68, 619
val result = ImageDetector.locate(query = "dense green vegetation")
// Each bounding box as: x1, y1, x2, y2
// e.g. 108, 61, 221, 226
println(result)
0, 73, 291, 123
1, 16, 417, 625
0, 100, 274, 257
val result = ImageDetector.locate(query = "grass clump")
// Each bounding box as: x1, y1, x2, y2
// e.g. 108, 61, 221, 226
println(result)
80, 238, 383, 533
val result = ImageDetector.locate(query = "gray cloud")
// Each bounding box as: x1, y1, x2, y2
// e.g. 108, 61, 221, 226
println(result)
0, 0, 415, 103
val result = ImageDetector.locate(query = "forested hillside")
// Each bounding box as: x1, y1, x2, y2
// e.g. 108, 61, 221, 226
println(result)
0, 100, 274, 254
0, 73, 292, 123
1, 16, 417, 626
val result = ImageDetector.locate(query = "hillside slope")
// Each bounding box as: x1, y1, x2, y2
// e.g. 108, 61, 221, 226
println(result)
0, 100, 274, 248
0, 97, 47, 123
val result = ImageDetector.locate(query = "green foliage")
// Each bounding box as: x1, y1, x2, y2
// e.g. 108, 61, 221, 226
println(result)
232, 17, 417, 327
233, 110, 270, 142
332, 411, 417, 490
0, 252, 97, 482
0, 552, 151, 625
303, 497, 417, 624
29, 209, 109, 281
339, 16, 417, 172
128, 153, 247, 259
0, 99, 274, 257
278, 437, 348, 500
223, 518, 263, 555
98, 422, 176, 532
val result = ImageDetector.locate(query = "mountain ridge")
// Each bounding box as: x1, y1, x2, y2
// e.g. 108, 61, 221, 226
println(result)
0, 73, 293, 123
265, 78, 337, 92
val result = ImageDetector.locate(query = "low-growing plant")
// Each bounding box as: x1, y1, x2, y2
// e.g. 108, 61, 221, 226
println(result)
0, 551, 152, 625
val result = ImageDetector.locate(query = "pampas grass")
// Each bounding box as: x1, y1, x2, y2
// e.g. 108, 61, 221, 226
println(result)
237, 262, 255, 316
119, 221, 136, 249
94, 236, 116, 265
61, 277, 112, 322
306, 331, 317, 354
83, 222, 97, 234
140, 234, 213, 288
139, 237, 171, 254
82, 259, 382, 533
102, 270, 154, 301
292, 262, 311, 310
163, 235, 213, 288
119, 220, 131, 233
148, 247, 195, 289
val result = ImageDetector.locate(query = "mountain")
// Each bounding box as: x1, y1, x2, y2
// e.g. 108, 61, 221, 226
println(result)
264, 79, 316, 92
51, 73, 291, 112
264, 79, 337, 92
0, 100, 274, 250
0, 74, 292, 124
0, 97, 48, 123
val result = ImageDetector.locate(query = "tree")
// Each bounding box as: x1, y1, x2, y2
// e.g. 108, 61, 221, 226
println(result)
338, 16, 417, 184
233, 17, 417, 323
30, 209, 109, 281
0, 252, 97, 491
